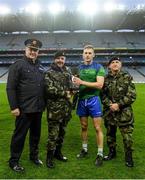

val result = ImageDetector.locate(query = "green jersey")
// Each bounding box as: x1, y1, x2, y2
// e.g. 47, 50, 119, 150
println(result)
79, 61, 105, 99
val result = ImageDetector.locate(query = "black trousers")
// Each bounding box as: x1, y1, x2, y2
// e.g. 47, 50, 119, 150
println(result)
9, 112, 42, 165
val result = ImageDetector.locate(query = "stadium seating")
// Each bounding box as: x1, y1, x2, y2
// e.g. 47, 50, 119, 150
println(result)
1, 32, 145, 49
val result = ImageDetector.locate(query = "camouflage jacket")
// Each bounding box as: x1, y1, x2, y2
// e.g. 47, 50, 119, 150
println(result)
44, 63, 72, 121
102, 70, 136, 126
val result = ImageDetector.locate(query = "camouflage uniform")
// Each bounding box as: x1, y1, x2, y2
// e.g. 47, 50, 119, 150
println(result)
102, 70, 136, 153
44, 63, 72, 151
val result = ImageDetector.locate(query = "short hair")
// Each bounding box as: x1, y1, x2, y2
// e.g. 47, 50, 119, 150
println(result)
83, 44, 94, 51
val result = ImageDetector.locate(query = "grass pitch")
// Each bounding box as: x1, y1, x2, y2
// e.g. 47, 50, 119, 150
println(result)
0, 83, 145, 179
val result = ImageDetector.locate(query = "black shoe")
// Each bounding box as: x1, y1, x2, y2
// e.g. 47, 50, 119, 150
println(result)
46, 150, 55, 168
77, 149, 88, 158
125, 161, 134, 167
103, 153, 116, 161
9, 163, 24, 172
125, 150, 134, 167
54, 153, 68, 162
30, 158, 43, 165
95, 155, 103, 167
103, 148, 116, 161
46, 159, 55, 168
54, 145, 68, 162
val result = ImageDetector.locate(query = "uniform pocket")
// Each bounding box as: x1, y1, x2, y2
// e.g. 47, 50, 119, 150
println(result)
120, 107, 133, 123
23, 69, 36, 82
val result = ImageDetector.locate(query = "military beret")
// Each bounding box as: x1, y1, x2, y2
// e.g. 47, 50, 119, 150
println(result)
54, 51, 65, 59
24, 38, 42, 50
108, 57, 121, 65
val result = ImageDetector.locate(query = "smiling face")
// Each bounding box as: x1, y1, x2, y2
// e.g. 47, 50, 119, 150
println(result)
25, 47, 39, 61
54, 56, 66, 68
109, 60, 122, 73
83, 47, 95, 65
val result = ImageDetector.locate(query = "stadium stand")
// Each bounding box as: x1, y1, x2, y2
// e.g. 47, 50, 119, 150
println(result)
0, 6, 145, 83
123, 67, 145, 83
1, 32, 145, 49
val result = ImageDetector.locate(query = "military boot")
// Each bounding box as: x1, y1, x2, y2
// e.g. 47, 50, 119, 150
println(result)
46, 150, 55, 168
54, 145, 68, 162
125, 150, 134, 167
104, 147, 116, 161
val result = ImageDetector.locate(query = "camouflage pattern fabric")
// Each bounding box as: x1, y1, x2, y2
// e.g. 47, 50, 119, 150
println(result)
106, 124, 134, 151
102, 70, 136, 152
47, 117, 70, 150
120, 125, 134, 152
44, 63, 72, 151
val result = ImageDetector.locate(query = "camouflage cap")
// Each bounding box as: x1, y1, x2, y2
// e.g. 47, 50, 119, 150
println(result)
54, 51, 65, 59
108, 57, 121, 65
24, 39, 42, 50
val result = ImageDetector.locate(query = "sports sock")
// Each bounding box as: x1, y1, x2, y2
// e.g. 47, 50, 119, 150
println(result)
82, 143, 88, 152
97, 147, 103, 156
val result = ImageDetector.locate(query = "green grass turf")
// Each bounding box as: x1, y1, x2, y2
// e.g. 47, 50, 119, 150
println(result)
0, 83, 145, 179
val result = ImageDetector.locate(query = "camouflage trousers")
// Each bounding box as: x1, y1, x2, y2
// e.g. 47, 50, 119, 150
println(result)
47, 118, 69, 151
106, 124, 134, 152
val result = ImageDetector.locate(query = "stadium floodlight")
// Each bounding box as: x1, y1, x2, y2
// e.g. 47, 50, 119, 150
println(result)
48, 2, 65, 15
77, 1, 98, 16
0, 5, 11, 15
104, 2, 117, 12
25, 3, 41, 15
117, 4, 125, 11
136, 4, 145, 10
